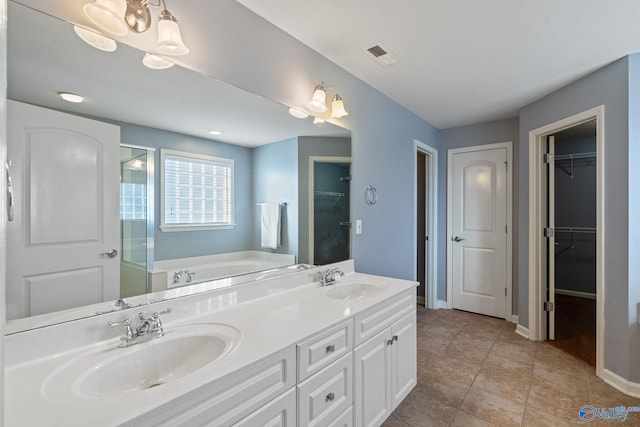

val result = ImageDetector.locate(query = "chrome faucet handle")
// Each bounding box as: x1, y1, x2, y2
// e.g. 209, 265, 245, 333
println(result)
108, 319, 134, 347
153, 308, 174, 318
151, 308, 173, 334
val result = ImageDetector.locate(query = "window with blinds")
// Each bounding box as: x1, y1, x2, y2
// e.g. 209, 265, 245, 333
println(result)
160, 150, 234, 230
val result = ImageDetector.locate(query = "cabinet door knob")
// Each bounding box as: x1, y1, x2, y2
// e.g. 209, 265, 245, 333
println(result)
325, 344, 336, 353
325, 392, 335, 402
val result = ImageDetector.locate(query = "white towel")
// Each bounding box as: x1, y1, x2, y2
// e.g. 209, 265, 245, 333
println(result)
260, 202, 281, 249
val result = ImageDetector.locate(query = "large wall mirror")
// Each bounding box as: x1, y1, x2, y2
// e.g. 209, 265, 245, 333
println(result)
6, 1, 352, 333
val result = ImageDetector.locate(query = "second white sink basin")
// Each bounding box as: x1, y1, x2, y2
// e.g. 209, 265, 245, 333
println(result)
42, 323, 240, 402
325, 282, 381, 300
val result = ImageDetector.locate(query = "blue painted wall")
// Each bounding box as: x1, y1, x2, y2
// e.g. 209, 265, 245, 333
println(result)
519, 56, 631, 380
252, 137, 299, 259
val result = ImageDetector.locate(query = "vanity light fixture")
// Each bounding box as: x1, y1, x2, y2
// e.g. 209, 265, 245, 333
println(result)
288, 107, 309, 119
83, 0, 129, 36
58, 92, 85, 103
330, 94, 349, 118
154, 4, 190, 55
313, 117, 325, 124
307, 83, 328, 113
74, 26, 117, 52
208, 130, 222, 135
143, 53, 175, 69
82, 0, 190, 56
306, 82, 349, 118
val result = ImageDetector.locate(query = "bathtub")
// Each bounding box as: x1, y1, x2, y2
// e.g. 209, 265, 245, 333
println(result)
150, 251, 296, 291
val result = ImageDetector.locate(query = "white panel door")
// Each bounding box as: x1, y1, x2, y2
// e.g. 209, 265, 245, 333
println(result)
7, 100, 120, 319
450, 146, 508, 318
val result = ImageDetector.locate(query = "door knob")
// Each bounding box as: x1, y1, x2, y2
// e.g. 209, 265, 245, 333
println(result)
452, 236, 465, 242
101, 249, 118, 258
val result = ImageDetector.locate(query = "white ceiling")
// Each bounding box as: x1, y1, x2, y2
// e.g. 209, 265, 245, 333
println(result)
236, 0, 640, 129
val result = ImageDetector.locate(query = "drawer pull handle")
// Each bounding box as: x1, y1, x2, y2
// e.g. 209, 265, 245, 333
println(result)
387, 339, 394, 346
393, 335, 399, 342
326, 392, 335, 402
325, 344, 336, 353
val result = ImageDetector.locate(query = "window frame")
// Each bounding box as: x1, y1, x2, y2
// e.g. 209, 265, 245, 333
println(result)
160, 149, 235, 232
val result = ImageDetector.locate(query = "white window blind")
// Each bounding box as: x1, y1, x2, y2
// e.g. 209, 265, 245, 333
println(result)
161, 150, 234, 229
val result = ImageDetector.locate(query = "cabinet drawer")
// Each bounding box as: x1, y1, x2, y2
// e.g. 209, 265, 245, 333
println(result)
232, 388, 296, 427
127, 347, 296, 427
297, 318, 353, 381
298, 352, 353, 427
328, 406, 353, 427
354, 290, 415, 345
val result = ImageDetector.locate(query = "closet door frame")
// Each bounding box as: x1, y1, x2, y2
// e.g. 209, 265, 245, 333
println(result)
527, 106, 605, 378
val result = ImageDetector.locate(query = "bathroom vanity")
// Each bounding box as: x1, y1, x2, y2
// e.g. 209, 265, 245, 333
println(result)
5, 260, 417, 426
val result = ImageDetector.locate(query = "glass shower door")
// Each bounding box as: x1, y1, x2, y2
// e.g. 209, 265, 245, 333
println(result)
120, 146, 154, 297
313, 161, 351, 265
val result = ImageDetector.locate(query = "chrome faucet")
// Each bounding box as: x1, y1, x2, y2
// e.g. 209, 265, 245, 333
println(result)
173, 269, 196, 284
317, 268, 345, 287
172, 270, 183, 284
183, 269, 196, 283
108, 308, 173, 348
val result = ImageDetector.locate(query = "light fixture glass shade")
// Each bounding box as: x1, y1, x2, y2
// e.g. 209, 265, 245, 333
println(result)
58, 92, 85, 103
288, 107, 309, 119
83, 0, 128, 36
307, 87, 327, 113
74, 26, 117, 52
313, 117, 325, 124
143, 53, 175, 69
330, 95, 349, 118
154, 11, 190, 56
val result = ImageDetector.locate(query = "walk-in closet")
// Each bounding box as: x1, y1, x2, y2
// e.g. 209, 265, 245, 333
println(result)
549, 120, 597, 366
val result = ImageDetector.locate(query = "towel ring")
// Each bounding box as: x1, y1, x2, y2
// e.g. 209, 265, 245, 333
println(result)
364, 185, 378, 205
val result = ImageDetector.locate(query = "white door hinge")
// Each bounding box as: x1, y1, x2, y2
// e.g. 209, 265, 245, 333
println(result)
544, 227, 554, 238
544, 153, 554, 164
543, 301, 554, 312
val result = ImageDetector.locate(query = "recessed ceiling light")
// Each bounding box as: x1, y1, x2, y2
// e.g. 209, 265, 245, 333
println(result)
58, 92, 85, 103
208, 130, 222, 135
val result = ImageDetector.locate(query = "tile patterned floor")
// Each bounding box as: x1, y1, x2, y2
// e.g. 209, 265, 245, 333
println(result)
382, 307, 640, 427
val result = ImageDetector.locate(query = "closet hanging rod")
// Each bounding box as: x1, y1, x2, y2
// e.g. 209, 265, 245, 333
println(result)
315, 191, 345, 197
555, 226, 596, 234
554, 152, 596, 161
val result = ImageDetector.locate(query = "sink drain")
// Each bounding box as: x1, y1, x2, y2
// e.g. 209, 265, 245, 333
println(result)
145, 382, 164, 389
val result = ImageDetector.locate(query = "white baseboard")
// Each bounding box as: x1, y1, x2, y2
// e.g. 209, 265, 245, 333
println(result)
436, 300, 450, 309
515, 324, 529, 339
601, 369, 640, 398
555, 289, 596, 300
511, 315, 519, 324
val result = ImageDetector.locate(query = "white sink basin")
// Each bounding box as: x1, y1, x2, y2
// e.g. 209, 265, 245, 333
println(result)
42, 323, 240, 402
325, 282, 381, 300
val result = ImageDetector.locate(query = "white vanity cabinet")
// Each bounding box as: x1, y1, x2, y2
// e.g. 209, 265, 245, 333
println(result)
354, 293, 417, 427
126, 347, 296, 427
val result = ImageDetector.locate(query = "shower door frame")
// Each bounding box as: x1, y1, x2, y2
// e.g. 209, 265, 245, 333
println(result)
120, 143, 155, 295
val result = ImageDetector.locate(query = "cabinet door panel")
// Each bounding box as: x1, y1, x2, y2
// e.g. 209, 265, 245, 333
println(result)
354, 328, 392, 427
391, 312, 417, 408
232, 388, 296, 427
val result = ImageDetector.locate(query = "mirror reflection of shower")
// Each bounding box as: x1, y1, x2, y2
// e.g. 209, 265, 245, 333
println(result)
120, 145, 155, 298
311, 159, 351, 265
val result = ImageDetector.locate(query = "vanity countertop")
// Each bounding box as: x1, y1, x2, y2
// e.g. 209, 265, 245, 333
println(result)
4, 262, 417, 426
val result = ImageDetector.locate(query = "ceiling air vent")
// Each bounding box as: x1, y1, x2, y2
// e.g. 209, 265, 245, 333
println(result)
364, 43, 398, 67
